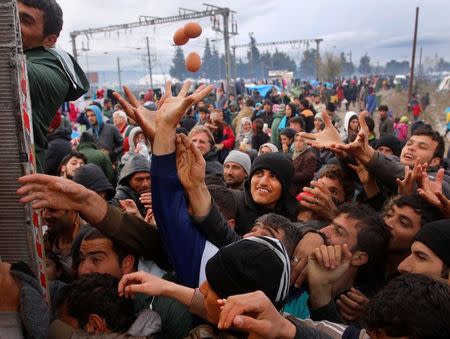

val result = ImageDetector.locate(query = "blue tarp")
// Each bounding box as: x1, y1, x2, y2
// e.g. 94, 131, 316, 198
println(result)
245, 84, 281, 97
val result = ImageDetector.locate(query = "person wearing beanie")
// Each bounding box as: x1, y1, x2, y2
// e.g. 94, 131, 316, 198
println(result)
375, 135, 402, 157
223, 150, 251, 190
77, 132, 115, 184
398, 219, 450, 284
86, 104, 124, 163
113, 155, 151, 218
117, 236, 291, 335
73, 163, 115, 201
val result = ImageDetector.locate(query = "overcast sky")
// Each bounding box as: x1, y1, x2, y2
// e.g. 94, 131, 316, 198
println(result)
56, 0, 450, 73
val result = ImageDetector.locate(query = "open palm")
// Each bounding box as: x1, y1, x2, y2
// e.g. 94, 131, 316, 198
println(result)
175, 134, 206, 191
114, 81, 213, 142
300, 111, 341, 148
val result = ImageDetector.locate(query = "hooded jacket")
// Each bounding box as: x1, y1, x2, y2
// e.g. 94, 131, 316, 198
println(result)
341, 111, 358, 142
8, 262, 50, 339
121, 127, 152, 167
77, 135, 115, 184
44, 118, 72, 175
86, 105, 124, 162
270, 112, 286, 149
114, 155, 151, 216
230, 153, 299, 235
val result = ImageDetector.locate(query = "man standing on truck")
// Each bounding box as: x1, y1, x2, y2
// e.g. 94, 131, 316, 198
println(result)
18, 0, 89, 172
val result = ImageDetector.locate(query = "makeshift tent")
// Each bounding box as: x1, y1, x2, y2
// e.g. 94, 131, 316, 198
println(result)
245, 84, 281, 97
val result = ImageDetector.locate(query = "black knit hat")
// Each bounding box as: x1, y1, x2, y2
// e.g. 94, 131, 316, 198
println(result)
250, 152, 294, 195
414, 219, 450, 266
375, 135, 402, 157
80, 132, 96, 143
73, 164, 115, 200
205, 236, 290, 309
280, 127, 296, 140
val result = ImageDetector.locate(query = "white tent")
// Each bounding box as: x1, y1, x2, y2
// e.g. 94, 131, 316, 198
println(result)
438, 76, 450, 91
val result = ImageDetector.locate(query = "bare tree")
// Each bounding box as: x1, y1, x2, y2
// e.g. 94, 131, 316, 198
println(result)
319, 53, 341, 81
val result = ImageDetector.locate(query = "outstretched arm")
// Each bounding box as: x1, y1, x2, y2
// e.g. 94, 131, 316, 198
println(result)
17, 174, 166, 262
116, 81, 216, 287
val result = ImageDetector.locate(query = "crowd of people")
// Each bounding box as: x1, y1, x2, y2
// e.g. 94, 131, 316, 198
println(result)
1, 0, 450, 338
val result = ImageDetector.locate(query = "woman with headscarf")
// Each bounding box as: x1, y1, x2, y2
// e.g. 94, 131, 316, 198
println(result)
235, 117, 253, 150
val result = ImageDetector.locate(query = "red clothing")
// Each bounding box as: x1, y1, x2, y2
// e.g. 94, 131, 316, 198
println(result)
337, 87, 345, 101
219, 124, 235, 150
412, 103, 422, 118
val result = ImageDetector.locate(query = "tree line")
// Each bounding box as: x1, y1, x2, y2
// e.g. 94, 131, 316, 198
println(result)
169, 37, 450, 81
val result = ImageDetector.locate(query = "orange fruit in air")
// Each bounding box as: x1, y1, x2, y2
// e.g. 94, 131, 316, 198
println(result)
185, 52, 202, 72
173, 28, 189, 46
184, 22, 202, 39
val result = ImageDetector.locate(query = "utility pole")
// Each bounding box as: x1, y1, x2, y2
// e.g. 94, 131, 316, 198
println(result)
315, 39, 322, 80
70, 4, 238, 92
408, 7, 419, 108
418, 46, 423, 79
249, 33, 255, 80
145, 36, 154, 89
117, 57, 122, 89
222, 10, 232, 94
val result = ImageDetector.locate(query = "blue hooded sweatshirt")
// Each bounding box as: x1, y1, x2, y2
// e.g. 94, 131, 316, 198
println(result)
86, 105, 104, 138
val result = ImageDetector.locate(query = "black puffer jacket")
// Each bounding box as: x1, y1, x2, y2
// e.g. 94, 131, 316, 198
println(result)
44, 118, 72, 175
204, 148, 224, 186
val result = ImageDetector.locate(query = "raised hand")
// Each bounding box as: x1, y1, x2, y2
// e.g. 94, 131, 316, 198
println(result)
290, 232, 324, 288
114, 81, 214, 142
17, 174, 106, 224
300, 111, 341, 148
299, 180, 338, 221
348, 160, 371, 185
118, 271, 167, 299
307, 244, 353, 308
175, 133, 206, 192
217, 291, 296, 339
113, 86, 159, 142
417, 168, 450, 217
396, 159, 426, 196
119, 199, 143, 219
334, 111, 375, 165
348, 160, 380, 198
139, 192, 152, 209
0, 263, 20, 312
336, 287, 369, 322
155, 82, 213, 128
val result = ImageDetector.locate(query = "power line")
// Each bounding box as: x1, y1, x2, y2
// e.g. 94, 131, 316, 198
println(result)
70, 4, 238, 92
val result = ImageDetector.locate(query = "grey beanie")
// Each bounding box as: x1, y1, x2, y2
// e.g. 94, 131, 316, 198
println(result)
224, 150, 251, 175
